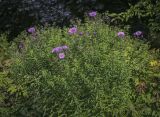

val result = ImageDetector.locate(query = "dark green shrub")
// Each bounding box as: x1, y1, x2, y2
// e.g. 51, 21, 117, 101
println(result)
105, 0, 160, 48
6, 18, 160, 116
0, 0, 71, 39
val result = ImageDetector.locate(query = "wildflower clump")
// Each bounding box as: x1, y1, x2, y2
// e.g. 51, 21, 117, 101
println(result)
9, 18, 159, 117
51, 45, 69, 59
51, 45, 68, 53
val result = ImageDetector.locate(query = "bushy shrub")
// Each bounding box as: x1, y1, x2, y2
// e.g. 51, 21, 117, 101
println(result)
0, 34, 15, 116
6, 17, 160, 116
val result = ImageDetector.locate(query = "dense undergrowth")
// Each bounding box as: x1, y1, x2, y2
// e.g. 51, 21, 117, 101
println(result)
0, 17, 159, 116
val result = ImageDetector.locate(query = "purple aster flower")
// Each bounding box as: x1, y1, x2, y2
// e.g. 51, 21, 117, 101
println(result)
68, 27, 77, 34
117, 32, 125, 38
89, 11, 97, 17
28, 27, 36, 33
51, 45, 69, 53
79, 32, 83, 36
133, 31, 143, 38
58, 53, 65, 59
62, 45, 69, 50
52, 47, 63, 53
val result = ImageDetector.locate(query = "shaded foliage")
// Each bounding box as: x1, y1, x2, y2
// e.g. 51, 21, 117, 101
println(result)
104, 0, 160, 48
0, 0, 140, 40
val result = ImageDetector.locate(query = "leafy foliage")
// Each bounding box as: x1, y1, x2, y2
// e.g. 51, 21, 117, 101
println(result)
104, 0, 160, 48
0, 0, 70, 39
6, 18, 160, 116
0, 34, 14, 116
0, 0, 140, 39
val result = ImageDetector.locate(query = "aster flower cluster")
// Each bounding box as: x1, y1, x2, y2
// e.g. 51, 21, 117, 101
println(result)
117, 31, 143, 39
51, 10, 144, 60
52, 46, 68, 53
51, 45, 69, 59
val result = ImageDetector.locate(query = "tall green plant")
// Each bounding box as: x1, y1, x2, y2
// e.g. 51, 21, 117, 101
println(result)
7, 18, 159, 116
